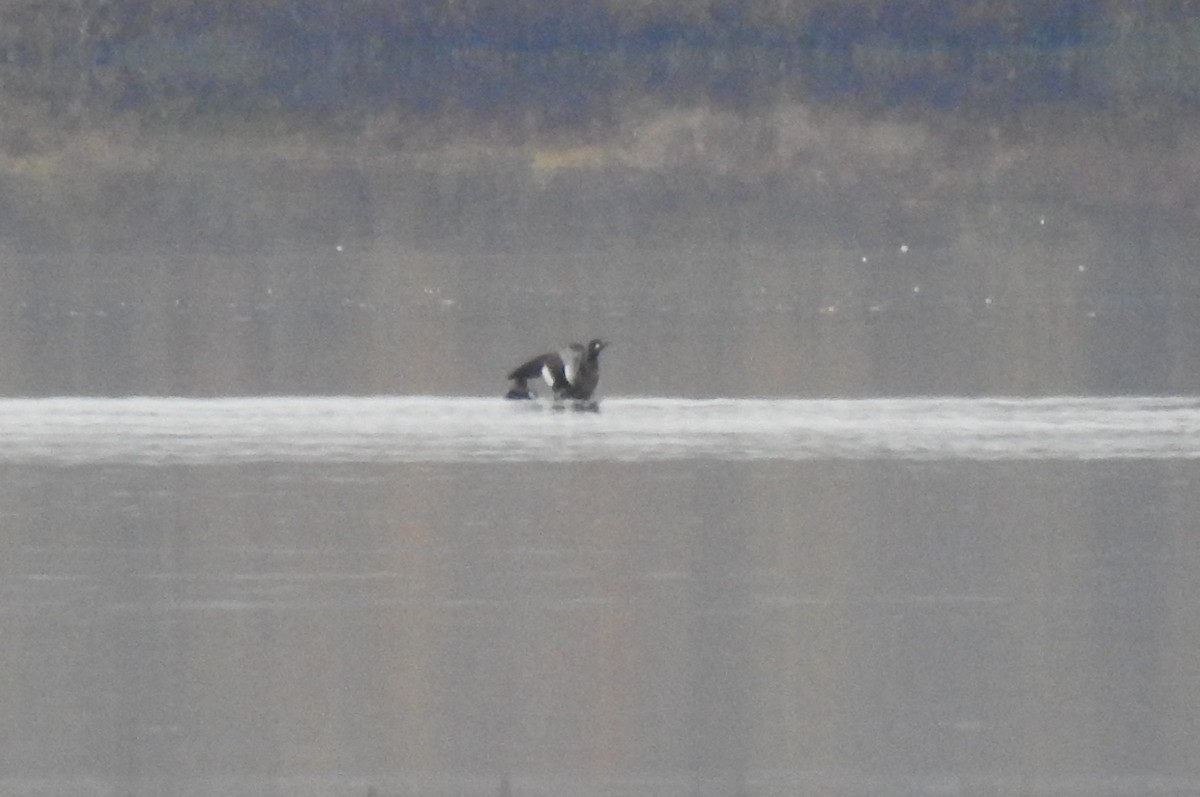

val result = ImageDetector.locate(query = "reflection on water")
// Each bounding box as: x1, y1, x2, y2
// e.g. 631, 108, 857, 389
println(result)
2, 395, 1199, 465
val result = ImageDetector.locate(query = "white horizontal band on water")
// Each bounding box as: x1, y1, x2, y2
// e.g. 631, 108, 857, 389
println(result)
0, 396, 1198, 465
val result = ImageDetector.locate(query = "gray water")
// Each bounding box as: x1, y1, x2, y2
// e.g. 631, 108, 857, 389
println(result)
4, 397, 1200, 797
5, 155, 1200, 796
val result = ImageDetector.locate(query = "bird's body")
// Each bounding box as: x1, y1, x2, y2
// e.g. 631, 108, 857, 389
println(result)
506, 338, 608, 407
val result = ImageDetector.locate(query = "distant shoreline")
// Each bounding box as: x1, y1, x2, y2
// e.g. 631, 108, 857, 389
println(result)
2, 1, 1199, 159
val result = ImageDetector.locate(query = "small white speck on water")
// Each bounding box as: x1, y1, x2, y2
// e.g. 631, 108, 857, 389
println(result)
913, 285, 921, 294
985, 296, 993, 305
900, 244, 909, 253
335, 244, 344, 252
862, 256, 869, 263
1078, 264, 1086, 272
1040, 217, 1046, 225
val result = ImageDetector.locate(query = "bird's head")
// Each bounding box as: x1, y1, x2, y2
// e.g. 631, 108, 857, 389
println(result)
588, 339, 608, 359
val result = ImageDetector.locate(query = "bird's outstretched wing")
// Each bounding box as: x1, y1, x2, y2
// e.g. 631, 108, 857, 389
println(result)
508, 353, 548, 382
508, 351, 567, 389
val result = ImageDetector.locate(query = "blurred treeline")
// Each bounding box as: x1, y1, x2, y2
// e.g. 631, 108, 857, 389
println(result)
3, 0, 1200, 146
3, 0, 1200, 257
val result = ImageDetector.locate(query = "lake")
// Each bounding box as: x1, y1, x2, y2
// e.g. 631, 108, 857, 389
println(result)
4, 140, 1200, 796
4, 396, 1200, 796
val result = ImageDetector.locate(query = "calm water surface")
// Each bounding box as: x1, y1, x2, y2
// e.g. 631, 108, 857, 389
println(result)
4, 397, 1200, 796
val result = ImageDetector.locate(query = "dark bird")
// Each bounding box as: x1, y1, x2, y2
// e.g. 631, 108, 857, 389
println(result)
505, 338, 609, 405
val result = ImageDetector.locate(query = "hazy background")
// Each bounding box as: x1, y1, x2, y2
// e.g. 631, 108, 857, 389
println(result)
1, 0, 1198, 398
